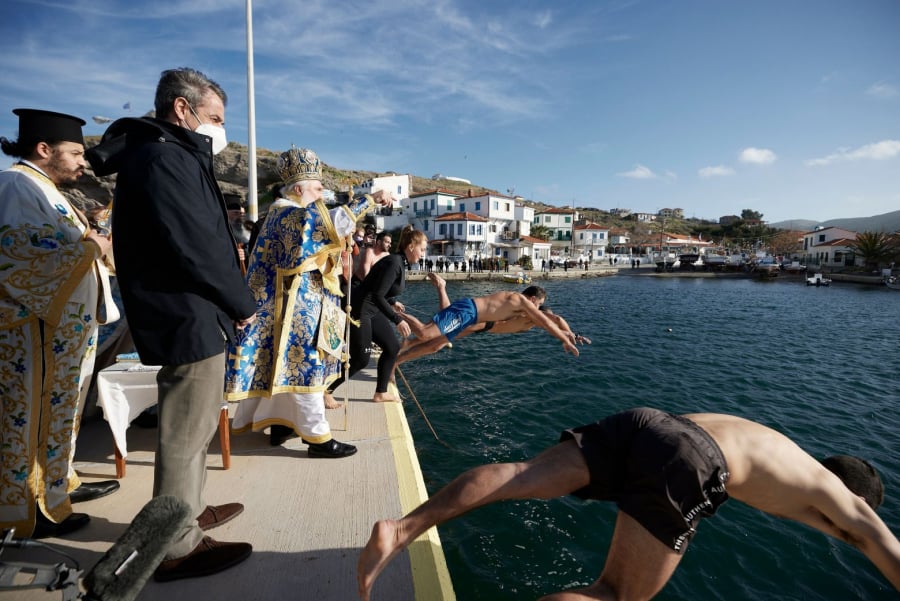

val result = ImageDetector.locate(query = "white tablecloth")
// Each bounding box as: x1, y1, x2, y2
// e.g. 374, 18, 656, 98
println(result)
95, 362, 161, 458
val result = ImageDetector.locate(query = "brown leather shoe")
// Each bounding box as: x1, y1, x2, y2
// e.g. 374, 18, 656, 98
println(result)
153, 536, 252, 582
197, 503, 244, 531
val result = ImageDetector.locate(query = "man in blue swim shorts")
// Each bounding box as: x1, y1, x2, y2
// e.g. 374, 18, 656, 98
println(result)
359, 407, 899, 601
397, 284, 580, 364
430, 297, 479, 342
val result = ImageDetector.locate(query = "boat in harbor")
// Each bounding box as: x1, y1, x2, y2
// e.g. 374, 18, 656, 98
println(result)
806, 273, 832, 287
653, 252, 677, 272
783, 261, 807, 274
752, 256, 780, 278
675, 253, 703, 271
502, 271, 532, 285
884, 275, 900, 290
701, 253, 727, 269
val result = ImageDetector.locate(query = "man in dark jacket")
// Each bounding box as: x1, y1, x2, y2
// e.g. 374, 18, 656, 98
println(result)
87, 67, 257, 582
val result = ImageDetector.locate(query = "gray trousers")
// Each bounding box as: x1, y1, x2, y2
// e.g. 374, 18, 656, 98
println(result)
154, 352, 225, 558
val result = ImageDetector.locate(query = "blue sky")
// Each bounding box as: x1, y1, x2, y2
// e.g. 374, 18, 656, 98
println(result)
1, 0, 898, 224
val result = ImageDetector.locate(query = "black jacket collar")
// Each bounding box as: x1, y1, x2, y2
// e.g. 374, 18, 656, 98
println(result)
86, 117, 213, 177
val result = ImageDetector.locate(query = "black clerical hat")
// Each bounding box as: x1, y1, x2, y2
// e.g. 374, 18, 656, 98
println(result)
12, 108, 86, 146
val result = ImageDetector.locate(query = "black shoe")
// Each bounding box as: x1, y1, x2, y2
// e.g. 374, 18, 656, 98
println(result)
132, 406, 158, 428
269, 424, 296, 446
69, 480, 120, 503
305, 438, 358, 458
31, 512, 91, 539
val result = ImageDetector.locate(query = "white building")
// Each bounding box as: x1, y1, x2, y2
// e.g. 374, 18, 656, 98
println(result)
353, 174, 410, 203
432, 211, 489, 258
801, 227, 860, 268
533, 208, 579, 249
658, 207, 684, 219
353, 174, 412, 232
572, 223, 609, 261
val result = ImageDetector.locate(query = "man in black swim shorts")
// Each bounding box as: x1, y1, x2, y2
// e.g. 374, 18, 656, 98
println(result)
561, 408, 730, 552
359, 407, 899, 601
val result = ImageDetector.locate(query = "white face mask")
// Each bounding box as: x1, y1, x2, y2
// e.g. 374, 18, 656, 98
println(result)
189, 105, 228, 155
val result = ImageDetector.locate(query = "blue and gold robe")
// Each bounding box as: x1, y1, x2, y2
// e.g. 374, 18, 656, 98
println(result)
225, 195, 374, 417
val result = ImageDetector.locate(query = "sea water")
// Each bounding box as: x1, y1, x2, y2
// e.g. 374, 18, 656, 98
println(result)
397, 274, 899, 600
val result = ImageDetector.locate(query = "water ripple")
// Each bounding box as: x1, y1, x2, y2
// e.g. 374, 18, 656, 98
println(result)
398, 276, 900, 600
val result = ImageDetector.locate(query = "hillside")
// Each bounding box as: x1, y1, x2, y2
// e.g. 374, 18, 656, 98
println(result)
64, 139, 898, 235
770, 210, 900, 233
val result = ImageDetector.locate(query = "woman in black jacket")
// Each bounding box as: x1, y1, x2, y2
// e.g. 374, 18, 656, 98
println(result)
327, 225, 427, 403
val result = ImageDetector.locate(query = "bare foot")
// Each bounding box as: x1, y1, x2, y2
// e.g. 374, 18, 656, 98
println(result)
387, 381, 403, 401
372, 392, 400, 403
357, 520, 404, 601
324, 392, 341, 409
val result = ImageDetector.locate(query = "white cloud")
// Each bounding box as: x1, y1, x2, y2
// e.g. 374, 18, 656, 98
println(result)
533, 10, 553, 29
739, 147, 777, 165
805, 140, 900, 167
866, 81, 899, 99
698, 165, 735, 178
617, 164, 657, 179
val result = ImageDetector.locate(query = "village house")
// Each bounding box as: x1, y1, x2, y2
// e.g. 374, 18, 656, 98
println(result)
801, 226, 862, 268
572, 222, 609, 262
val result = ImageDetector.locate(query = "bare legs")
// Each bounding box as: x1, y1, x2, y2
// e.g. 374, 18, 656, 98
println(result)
357, 441, 684, 601
358, 441, 591, 600
537, 512, 683, 601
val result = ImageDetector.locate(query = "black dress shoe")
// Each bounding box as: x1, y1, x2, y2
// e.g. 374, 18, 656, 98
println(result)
132, 406, 158, 428
31, 512, 91, 539
305, 438, 358, 458
69, 480, 120, 503
269, 424, 297, 446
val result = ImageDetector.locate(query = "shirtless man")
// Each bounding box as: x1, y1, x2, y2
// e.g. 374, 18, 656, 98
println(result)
358, 407, 900, 600
397, 275, 589, 364
353, 230, 392, 283
397, 281, 580, 360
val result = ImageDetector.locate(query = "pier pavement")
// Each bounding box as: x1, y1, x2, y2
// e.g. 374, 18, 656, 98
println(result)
2, 364, 455, 601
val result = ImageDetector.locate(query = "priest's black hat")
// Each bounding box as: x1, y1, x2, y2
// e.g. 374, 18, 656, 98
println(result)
12, 108, 86, 147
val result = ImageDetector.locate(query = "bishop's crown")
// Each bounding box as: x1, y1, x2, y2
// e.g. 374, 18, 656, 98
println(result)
277, 146, 322, 184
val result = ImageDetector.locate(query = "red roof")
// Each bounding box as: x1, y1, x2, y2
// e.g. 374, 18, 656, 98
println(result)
535, 207, 576, 215
434, 211, 488, 222
520, 235, 551, 244
574, 223, 608, 231
815, 237, 856, 247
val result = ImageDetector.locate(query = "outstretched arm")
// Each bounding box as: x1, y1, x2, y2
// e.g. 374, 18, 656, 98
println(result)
546, 310, 592, 345
514, 296, 580, 356
798, 480, 900, 589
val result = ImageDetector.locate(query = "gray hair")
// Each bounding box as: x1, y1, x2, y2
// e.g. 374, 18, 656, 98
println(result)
154, 67, 227, 119
280, 180, 316, 198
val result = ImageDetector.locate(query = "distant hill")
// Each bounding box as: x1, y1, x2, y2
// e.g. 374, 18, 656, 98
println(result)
69, 137, 898, 234
770, 210, 900, 234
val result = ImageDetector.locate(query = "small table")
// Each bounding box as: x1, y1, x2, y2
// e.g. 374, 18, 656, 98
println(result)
95, 362, 230, 478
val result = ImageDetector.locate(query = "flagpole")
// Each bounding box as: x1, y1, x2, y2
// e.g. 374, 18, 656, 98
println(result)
245, 0, 258, 222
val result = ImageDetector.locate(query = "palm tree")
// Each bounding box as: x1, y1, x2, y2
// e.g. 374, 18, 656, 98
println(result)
846, 231, 896, 270
529, 224, 552, 241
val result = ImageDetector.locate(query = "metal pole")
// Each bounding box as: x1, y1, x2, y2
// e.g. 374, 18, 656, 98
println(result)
245, 0, 258, 222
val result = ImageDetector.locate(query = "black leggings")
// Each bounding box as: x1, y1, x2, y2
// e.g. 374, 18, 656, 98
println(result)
328, 305, 400, 394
